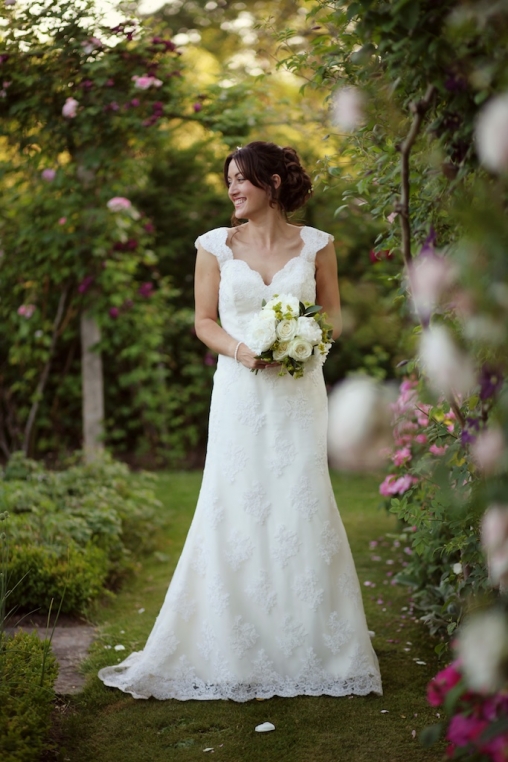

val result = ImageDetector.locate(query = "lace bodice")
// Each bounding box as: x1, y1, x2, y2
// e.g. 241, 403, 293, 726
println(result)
195, 226, 332, 345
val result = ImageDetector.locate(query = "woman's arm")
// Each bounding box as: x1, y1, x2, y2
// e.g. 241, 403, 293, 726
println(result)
194, 243, 270, 370
315, 240, 342, 339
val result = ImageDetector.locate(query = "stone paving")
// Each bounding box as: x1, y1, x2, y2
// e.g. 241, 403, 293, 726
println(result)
6, 615, 96, 695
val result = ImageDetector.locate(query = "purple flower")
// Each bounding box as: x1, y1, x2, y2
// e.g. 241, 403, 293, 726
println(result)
105, 78, 115, 87
130, 98, 140, 107
152, 101, 164, 115
144, 222, 155, 234
479, 363, 503, 401
204, 352, 216, 366
109, 307, 120, 319
193, 102, 203, 113
461, 416, 481, 445
78, 275, 95, 294
81, 79, 94, 90
41, 168, 56, 182
420, 227, 437, 257
444, 74, 468, 93
0, 54, 10, 64
138, 282, 154, 298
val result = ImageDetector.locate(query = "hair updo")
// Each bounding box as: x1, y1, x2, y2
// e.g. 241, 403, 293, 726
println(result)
224, 141, 313, 217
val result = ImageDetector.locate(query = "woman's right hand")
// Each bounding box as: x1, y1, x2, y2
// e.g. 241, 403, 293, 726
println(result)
236, 342, 279, 371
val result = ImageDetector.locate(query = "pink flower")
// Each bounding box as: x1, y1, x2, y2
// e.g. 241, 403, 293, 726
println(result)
427, 662, 462, 706
41, 168, 56, 182
58, 217, 67, 225
17, 303, 36, 318
387, 212, 398, 224
62, 97, 79, 118
415, 433, 428, 444
107, 196, 131, 212
193, 102, 203, 112
132, 74, 163, 90
392, 474, 417, 494
429, 443, 448, 456
109, 307, 120, 319
379, 475, 398, 497
392, 446, 411, 467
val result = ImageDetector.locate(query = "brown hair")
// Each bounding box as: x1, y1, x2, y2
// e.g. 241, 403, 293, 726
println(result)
224, 141, 313, 219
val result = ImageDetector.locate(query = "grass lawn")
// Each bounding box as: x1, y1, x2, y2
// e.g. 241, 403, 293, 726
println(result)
53, 471, 445, 762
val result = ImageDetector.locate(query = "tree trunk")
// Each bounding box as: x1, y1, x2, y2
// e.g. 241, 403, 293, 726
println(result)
80, 312, 105, 463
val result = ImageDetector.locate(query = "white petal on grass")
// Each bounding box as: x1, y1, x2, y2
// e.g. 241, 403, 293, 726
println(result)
255, 722, 275, 732
114, 644, 126, 651
475, 92, 508, 173
419, 325, 475, 397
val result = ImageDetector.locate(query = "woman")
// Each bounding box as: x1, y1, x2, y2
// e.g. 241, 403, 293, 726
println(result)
99, 141, 382, 701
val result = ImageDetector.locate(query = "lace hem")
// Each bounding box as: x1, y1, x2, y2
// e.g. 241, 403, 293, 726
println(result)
98, 668, 382, 702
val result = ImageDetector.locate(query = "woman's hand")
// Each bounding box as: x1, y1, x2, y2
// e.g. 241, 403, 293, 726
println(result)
236, 343, 279, 371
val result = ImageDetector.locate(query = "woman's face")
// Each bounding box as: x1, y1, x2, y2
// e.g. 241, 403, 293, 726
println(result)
226, 158, 271, 220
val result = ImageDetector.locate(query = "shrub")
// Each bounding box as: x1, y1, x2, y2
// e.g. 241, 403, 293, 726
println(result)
0, 630, 58, 762
1, 451, 162, 614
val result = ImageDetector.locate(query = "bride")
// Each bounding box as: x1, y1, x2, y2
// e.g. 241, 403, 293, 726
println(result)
98, 141, 382, 701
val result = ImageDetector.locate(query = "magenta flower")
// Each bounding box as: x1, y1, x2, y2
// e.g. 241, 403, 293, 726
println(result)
58, 217, 67, 225
109, 307, 120, 319
130, 98, 140, 107
144, 222, 155, 233
107, 196, 131, 212
105, 78, 115, 87
138, 282, 154, 298
41, 168, 56, 182
427, 662, 462, 707
204, 352, 216, 366
62, 97, 79, 118
193, 102, 203, 113
78, 275, 94, 294
447, 714, 488, 747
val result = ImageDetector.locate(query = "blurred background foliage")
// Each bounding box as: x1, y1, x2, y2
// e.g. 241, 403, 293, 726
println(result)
0, 0, 402, 467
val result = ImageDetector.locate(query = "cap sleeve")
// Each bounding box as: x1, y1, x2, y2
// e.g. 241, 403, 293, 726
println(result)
300, 227, 334, 264
195, 227, 233, 269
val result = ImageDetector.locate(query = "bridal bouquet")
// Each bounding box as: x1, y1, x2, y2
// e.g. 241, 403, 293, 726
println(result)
247, 293, 333, 378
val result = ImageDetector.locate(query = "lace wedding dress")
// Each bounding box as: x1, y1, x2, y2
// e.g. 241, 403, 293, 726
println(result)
98, 225, 382, 701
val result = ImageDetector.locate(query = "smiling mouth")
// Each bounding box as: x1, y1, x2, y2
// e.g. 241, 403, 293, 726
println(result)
233, 198, 246, 207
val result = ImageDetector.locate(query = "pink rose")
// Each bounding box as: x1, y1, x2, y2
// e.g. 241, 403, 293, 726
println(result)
107, 196, 131, 212
392, 446, 411, 467
415, 434, 428, 444
447, 714, 488, 747
132, 74, 163, 90
429, 443, 448, 456
62, 97, 79, 118
17, 304, 36, 318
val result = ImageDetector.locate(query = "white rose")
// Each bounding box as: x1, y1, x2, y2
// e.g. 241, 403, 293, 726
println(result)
247, 313, 277, 354
475, 92, 508, 173
296, 316, 322, 344
265, 294, 300, 316
482, 504, 508, 590
331, 86, 365, 131
288, 338, 313, 362
456, 609, 508, 692
273, 341, 290, 361
276, 318, 298, 341
419, 325, 475, 398
327, 376, 396, 471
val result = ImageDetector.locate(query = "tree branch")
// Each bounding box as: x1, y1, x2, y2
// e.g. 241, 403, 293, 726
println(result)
22, 287, 69, 456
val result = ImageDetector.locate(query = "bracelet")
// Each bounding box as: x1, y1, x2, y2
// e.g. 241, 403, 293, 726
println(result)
234, 341, 243, 363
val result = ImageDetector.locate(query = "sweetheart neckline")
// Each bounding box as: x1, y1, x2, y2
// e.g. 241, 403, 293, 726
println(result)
222, 226, 308, 288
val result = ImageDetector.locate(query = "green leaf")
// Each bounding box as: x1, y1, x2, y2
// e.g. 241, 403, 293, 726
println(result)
303, 305, 322, 316
419, 723, 443, 748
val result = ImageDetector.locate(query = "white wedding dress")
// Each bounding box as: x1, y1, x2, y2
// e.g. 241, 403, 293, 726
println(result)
98, 225, 382, 701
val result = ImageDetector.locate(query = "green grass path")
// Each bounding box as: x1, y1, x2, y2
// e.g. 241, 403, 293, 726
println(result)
56, 471, 444, 762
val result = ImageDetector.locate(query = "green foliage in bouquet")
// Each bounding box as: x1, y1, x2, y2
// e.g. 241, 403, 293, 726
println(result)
0, 630, 58, 762
0, 451, 161, 614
